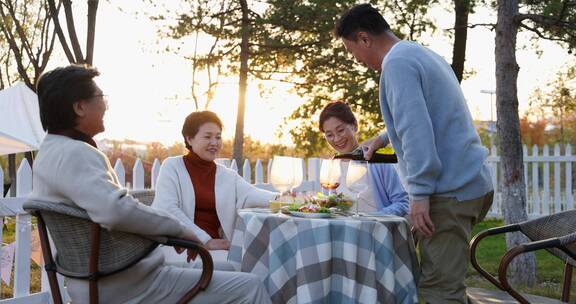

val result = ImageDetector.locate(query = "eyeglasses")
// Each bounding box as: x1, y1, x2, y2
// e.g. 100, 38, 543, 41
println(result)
91, 93, 108, 100
90, 94, 109, 110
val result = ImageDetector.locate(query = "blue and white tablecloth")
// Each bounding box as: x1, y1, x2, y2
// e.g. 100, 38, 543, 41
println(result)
228, 211, 419, 304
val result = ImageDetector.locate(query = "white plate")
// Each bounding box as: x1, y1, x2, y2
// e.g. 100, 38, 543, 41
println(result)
243, 208, 272, 213
288, 211, 332, 218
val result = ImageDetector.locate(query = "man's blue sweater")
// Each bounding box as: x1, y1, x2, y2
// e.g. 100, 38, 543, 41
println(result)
379, 41, 493, 202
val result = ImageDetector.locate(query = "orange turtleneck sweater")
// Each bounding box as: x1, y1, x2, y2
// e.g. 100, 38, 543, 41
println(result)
183, 151, 221, 239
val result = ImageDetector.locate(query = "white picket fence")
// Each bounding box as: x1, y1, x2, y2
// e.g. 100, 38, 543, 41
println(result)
485, 144, 575, 218
109, 157, 320, 192
0, 144, 574, 303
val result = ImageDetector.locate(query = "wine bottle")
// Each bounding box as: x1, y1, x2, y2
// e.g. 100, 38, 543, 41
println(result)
333, 147, 398, 163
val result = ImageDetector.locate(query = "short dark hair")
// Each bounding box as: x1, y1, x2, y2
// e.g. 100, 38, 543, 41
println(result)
334, 4, 390, 40
36, 64, 100, 132
319, 101, 357, 132
182, 111, 223, 150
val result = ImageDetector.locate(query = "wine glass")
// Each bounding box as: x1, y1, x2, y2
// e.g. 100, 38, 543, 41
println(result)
291, 157, 304, 196
346, 160, 369, 217
320, 159, 341, 195
270, 156, 294, 213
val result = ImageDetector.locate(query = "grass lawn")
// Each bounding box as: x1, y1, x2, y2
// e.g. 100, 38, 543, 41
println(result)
466, 218, 575, 302
1, 220, 41, 299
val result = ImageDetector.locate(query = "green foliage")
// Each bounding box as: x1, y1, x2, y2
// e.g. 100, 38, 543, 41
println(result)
156, 0, 437, 156
257, 0, 437, 156
520, 1, 576, 53
0, 0, 55, 89
537, 66, 576, 113
167, 1, 239, 70
529, 66, 576, 145
476, 127, 493, 148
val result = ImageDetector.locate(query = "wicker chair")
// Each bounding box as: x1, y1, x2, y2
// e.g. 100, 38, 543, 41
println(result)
470, 209, 576, 303
24, 197, 214, 304
130, 189, 156, 206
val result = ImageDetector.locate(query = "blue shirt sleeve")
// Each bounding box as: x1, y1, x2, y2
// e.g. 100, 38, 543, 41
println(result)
382, 57, 442, 200
369, 164, 409, 216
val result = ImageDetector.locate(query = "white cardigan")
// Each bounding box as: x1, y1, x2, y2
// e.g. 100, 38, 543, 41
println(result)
152, 156, 277, 244
29, 134, 191, 303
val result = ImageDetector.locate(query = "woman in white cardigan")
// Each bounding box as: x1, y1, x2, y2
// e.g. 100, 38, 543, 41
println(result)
152, 111, 277, 266
29, 65, 271, 303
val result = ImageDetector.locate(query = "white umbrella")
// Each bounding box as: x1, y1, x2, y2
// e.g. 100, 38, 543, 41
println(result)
0, 82, 45, 155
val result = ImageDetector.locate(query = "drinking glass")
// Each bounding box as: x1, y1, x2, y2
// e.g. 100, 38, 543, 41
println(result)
291, 157, 304, 195
270, 156, 294, 213
346, 160, 369, 217
320, 159, 341, 195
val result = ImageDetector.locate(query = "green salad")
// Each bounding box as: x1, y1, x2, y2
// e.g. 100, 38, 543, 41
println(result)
283, 193, 353, 214
306, 193, 353, 211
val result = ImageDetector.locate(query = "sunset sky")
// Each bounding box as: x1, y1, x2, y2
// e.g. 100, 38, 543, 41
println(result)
46, 2, 574, 146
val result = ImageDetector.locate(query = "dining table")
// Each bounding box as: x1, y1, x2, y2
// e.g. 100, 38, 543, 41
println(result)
228, 209, 420, 304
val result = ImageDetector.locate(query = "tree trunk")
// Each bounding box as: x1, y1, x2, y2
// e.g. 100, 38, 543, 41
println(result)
47, 0, 75, 63
86, 0, 99, 65
62, 0, 84, 63
495, 0, 537, 286
48, 0, 98, 65
8, 154, 16, 197
451, 0, 470, 83
559, 107, 564, 144
233, 0, 250, 169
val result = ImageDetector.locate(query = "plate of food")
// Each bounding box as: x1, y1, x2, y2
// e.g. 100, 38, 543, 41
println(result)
286, 203, 333, 218
305, 193, 353, 212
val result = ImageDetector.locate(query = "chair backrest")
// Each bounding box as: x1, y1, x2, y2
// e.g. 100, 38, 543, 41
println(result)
130, 189, 155, 206
23, 200, 158, 278
519, 209, 576, 266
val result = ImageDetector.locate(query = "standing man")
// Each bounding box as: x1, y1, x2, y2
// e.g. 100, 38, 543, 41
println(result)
335, 4, 494, 304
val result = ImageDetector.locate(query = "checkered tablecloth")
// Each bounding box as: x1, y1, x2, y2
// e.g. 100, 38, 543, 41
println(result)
228, 211, 419, 304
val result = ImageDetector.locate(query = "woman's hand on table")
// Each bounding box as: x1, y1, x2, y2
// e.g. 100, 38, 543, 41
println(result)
206, 239, 231, 250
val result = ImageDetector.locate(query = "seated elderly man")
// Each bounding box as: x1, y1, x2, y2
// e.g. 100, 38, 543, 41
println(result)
28, 64, 271, 304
